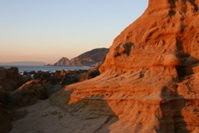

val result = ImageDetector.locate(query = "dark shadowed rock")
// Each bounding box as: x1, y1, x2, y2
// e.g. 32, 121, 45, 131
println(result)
0, 85, 14, 132
47, 70, 88, 85
0, 67, 30, 92
0, 67, 32, 133
32, 70, 88, 85
80, 67, 100, 81
23, 71, 36, 76
0, 104, 12, 133
20, 69, 97, 99
9, 80, 48, 106
33, 71, 52, 80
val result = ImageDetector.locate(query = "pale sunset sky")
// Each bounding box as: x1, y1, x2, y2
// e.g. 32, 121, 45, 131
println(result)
0, 0, 148, 64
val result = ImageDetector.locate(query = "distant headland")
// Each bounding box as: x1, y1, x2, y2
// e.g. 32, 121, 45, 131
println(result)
0, 48, 109, 67
54, 48, 109, 67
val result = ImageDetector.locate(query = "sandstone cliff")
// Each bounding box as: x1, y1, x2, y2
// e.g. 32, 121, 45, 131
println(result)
51, 0, 199, 132
54, 48, 109, 67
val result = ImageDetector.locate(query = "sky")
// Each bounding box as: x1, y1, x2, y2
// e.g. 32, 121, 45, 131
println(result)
0, 0, 148, 64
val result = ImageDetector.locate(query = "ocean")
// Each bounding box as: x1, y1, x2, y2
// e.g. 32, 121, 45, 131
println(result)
0, 65, 92, 74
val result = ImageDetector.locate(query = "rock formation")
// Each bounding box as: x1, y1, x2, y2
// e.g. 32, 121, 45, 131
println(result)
0, 67, 30, 92
79, 67, 100, 81
51, 0, 199, 132
0, 66, 101, 132
9, 80, 48, 106
54, 48, 109, 67
0, 67, 31, 133
19, 68, 100, 101
30, 70, 88, 85
54, 57, 71, 66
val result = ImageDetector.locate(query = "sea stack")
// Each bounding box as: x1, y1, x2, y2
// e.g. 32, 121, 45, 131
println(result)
51, 0, 199, 132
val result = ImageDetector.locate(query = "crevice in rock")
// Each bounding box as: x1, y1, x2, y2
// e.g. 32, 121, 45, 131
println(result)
175, 53, 195, 82
160, 89, 189, 133
114, 42, 134, 57
168, 0, 177, 8
175, 65, 194, 82
183, 0, 199, 11
168, 0, 177, 17
176, 66, 187, 78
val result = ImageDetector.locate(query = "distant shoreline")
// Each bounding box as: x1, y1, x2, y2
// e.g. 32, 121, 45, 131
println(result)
0, 65, 93, 74
0, 61, 46, 66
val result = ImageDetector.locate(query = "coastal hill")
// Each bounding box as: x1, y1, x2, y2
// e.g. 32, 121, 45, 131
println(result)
53, 57, 71, 66
54, 48, 109, 67
51, 0, 199, 132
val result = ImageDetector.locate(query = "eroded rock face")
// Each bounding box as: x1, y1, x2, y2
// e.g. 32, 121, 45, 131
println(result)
51, 0, 199, 132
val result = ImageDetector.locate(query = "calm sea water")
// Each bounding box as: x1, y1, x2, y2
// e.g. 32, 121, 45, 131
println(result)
0, 65, 92, 74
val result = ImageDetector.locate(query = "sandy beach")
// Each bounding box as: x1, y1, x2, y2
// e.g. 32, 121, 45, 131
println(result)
10, 100, 116, 133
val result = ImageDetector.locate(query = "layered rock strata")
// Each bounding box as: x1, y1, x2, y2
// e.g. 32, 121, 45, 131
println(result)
51, 0, 199, 132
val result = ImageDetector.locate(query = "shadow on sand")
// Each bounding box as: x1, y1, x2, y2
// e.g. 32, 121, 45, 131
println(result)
51, 90, 118, 133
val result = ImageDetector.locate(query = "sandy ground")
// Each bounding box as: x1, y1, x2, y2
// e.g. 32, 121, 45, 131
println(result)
10, 100, 116, 133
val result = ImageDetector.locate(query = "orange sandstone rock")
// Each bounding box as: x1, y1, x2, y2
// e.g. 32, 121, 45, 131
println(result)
51, 0, 199, 132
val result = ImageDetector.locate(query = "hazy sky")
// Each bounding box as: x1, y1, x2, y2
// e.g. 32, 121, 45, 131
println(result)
0, 0, 148, 64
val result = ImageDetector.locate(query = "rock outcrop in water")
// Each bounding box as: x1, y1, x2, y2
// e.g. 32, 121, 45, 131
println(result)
54, 48, 109, 67
51, 0, 199, 132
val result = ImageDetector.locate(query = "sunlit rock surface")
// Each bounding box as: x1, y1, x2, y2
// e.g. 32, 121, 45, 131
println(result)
51, 0, 199, 132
